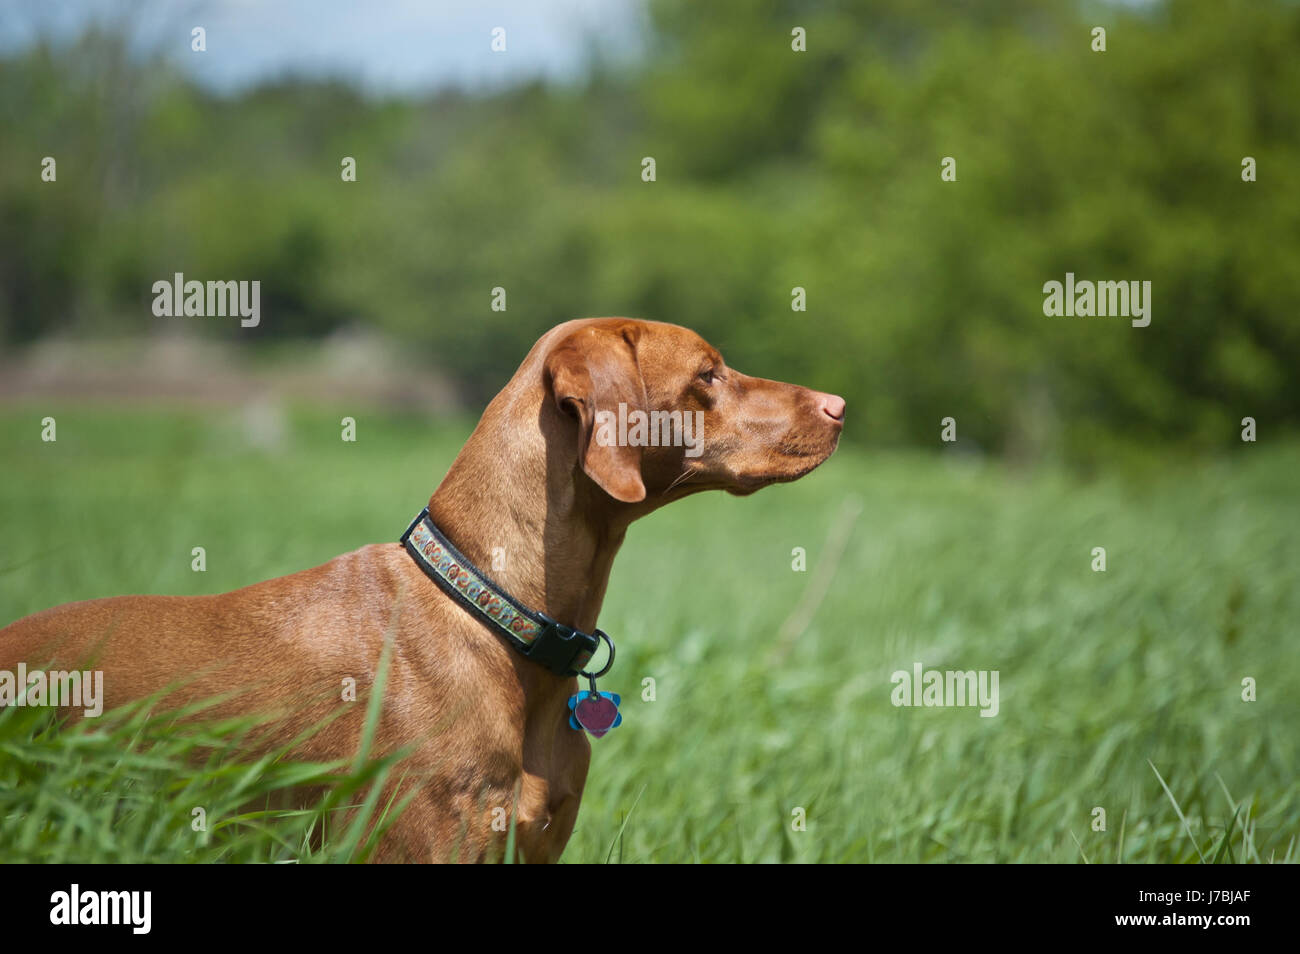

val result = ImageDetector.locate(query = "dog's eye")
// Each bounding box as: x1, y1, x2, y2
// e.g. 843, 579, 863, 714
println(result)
698, 368, 716, 385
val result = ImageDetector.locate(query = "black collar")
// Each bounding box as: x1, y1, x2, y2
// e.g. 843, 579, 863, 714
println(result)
400, 508, 611, 678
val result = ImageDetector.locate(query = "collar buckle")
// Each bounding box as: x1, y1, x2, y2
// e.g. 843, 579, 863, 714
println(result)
527, 614, 601, 677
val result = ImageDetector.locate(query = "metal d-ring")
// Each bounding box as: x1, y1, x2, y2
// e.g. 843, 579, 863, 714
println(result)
580, 629, 615, 681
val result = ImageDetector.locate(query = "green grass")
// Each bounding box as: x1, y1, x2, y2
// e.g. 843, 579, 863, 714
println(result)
0, 610, 413, 862
2, 403, 1297, 862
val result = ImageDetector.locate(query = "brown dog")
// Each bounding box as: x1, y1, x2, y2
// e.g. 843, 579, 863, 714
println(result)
0, 318, 844, 862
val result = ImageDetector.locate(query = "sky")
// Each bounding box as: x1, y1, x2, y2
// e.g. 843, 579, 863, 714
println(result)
0, 0, 647, 95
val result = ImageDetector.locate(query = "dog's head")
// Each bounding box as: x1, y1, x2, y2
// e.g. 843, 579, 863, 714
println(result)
541, 318, 843, 504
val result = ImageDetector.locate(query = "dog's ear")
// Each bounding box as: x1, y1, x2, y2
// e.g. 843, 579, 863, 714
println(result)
544, 326, 647, 503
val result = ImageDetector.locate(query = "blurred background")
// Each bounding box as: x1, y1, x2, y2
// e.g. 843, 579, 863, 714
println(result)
1, 0, 1298, 862
2, 0, 1297, 463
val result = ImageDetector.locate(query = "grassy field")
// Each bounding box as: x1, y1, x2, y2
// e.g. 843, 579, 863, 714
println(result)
1, 403, 1297, 862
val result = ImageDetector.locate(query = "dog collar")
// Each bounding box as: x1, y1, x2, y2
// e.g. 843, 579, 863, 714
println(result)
400, 508, 612, 679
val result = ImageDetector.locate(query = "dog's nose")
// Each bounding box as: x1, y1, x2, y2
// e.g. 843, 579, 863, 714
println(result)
813, 391, 846, 422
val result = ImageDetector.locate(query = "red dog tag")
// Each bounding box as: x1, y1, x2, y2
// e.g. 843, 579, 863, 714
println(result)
568, 690, 622, 738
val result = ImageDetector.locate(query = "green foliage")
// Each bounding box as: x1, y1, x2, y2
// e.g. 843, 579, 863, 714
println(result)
1, 406, 1295, 862
1, 1, 1297, 457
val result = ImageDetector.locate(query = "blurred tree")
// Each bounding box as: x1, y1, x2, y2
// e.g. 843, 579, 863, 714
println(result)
0, 0, 1296, 459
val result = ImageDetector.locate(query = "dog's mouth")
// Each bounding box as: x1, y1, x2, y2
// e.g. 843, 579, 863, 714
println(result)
653, 413, 842, 499
722, 432, 842, 496
724, 456, 833, 495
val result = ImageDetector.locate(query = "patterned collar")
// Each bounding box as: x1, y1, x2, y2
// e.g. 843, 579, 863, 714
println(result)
400, 508, 608, 678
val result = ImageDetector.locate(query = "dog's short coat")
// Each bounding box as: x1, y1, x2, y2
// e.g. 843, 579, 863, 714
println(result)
0, 318, 844, 862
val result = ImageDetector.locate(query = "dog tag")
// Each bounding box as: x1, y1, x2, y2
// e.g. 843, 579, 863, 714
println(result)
568, 690, 622, 738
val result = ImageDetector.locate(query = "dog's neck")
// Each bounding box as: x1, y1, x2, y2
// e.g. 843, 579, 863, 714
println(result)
426, 392, 631, 637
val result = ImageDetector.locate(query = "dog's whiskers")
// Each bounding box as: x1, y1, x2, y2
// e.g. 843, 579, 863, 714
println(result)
665, 468, 696, 494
